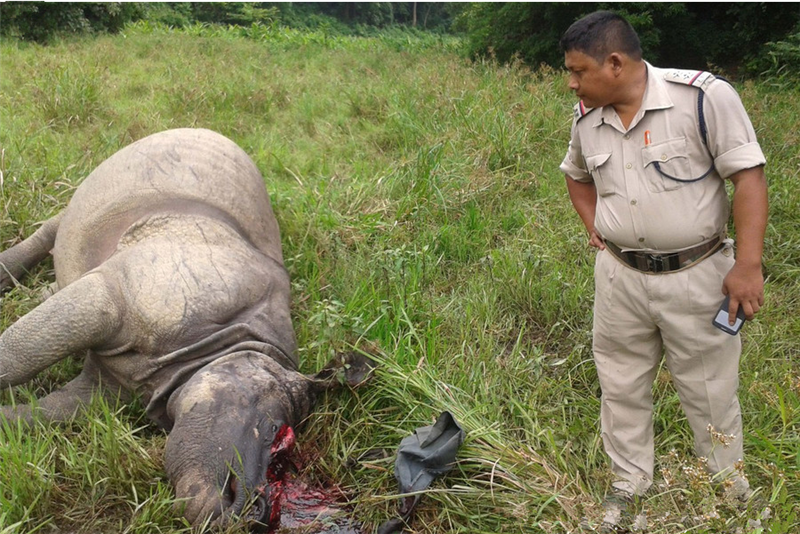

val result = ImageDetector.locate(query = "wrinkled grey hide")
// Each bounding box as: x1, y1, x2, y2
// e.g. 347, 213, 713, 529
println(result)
0, 129, 364, 529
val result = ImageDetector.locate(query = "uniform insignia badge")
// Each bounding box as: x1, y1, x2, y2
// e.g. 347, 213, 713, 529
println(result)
663, 69, 717, 91
573, 100, 594, 120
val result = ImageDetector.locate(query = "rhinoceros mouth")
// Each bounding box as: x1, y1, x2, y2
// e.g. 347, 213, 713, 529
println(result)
232, 423, 297, 532
264, 424, 296, 527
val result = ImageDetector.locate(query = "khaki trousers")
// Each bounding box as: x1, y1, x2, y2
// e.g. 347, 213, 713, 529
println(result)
593, 243, 745, 495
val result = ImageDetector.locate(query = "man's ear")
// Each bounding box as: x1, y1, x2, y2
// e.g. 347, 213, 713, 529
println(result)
607, 52, 624, 75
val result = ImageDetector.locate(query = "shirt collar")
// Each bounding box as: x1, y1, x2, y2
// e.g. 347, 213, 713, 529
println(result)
592, 61, 674, 129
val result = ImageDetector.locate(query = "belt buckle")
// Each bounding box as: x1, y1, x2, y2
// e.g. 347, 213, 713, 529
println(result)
646, 253, 666, 273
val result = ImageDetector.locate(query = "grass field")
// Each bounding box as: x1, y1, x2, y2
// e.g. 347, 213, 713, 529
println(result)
1, 23, 798, 534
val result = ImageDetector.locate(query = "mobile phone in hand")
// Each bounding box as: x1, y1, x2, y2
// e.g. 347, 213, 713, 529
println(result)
712, 295, 746, 335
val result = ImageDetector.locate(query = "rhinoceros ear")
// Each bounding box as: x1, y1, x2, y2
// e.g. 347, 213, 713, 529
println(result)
312, 351, 376, 388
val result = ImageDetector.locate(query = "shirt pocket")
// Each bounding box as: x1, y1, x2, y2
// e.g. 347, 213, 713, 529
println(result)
584, 152, 615, 197
642, 137, 693, 193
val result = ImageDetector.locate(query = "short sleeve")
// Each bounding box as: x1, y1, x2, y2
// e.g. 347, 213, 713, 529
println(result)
703, 81, 766, 179
559, 117, 591, 182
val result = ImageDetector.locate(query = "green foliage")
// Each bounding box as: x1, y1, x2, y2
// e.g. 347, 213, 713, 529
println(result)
761, 23, 800, 84
137, 2, 194, 28
0, 2, 143, 41
1, 26, 798, 533
124, 19, 463, 55
0, 2, 457, 43
458, 3, 587, 66
0, 396, 178, 533
268, 4, 352, 35
276, 2, 455, 31
709, 3, 800, 74
460, 2, 800, 75
188, 2, 278, 26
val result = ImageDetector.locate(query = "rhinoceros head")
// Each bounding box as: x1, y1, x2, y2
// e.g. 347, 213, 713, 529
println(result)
164, 351, 317, 531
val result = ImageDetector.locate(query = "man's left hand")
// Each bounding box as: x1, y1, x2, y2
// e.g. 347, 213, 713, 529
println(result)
722, 261, 764, 323
725, 166, 768, 324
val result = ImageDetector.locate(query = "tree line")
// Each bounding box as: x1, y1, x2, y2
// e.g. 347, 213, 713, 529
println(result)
457, 2, 800, 77
2, 2, 799, 77
0, 2, 457, 40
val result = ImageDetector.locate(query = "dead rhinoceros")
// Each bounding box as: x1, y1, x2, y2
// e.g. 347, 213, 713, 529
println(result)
0, 128, 369, 530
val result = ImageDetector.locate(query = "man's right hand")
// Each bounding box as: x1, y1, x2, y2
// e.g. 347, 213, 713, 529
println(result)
565, 175, 603, 250
588, 228, 606, 249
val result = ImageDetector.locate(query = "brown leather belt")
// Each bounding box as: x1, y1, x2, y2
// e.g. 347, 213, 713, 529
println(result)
604, 236, 723, 274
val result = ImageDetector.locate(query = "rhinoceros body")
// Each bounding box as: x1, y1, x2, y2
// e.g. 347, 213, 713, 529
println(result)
0, 129, 363, 529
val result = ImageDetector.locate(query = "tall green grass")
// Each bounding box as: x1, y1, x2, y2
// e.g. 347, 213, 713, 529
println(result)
1, 24, 798, 533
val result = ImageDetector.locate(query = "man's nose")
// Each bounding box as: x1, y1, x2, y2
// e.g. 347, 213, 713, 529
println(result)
568, 77, 579, 91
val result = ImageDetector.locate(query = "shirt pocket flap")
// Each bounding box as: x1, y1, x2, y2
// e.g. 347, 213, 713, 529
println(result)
585, 152, 612, 172
642, 137, 689, 167
583, 152, 615, 196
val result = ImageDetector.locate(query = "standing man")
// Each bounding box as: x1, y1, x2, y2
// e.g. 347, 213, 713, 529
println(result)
559, 11, 767, 532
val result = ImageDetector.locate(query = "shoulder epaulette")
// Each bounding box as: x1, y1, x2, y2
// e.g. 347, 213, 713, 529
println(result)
573, 100, 595, 121
662, 69, 717, 92
663, 68, 729, 147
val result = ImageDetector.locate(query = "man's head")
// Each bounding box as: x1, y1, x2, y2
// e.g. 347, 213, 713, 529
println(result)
560, 11, 642, 63
561, 11, 644, 109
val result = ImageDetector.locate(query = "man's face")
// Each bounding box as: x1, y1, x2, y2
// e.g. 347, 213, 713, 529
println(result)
564, 50, 616, 109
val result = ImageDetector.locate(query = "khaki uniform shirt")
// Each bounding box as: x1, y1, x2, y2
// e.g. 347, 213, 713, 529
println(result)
560, 62, 766, 251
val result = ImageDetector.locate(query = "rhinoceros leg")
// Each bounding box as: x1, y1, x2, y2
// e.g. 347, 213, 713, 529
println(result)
0, 213, 62, 292
0, 273, 122, 423
0, 357, 117, 426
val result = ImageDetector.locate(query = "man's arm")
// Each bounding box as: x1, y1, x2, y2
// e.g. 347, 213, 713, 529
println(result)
723, 165, 768, 322
565, 175, 605, 249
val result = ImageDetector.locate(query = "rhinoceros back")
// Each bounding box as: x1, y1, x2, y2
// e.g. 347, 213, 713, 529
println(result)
54, 129, 282, 286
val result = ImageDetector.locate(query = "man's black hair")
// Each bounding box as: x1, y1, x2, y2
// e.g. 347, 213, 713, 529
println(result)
560, 11, 642, 63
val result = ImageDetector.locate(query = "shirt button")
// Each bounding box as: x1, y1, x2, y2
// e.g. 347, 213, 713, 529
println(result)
623, 134, 630, 140
626, 163, 632, 169
638, 237, 645, 243
661, 154, 668, 161
631, 199, 637, 205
